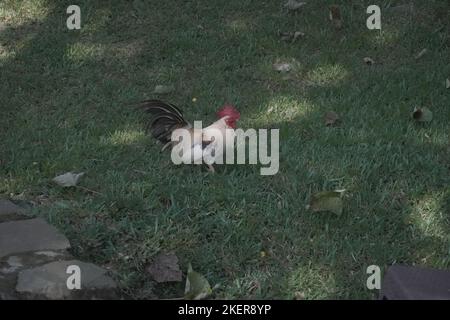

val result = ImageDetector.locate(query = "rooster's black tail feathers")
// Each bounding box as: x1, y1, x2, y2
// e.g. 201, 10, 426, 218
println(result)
137, 100, 189, 144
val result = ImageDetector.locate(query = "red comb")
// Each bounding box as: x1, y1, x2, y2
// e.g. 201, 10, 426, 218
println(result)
217, 104, 240, 119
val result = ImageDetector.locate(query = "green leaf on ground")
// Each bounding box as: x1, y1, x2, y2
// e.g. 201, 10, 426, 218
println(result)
184, 263, 212, 300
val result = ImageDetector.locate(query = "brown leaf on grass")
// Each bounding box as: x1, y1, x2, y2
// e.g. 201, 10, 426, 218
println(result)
412, 107, 433, 122
146, 252, 182, 283
284, 0, 307, 11
324, 111, 340, 126
363, 57, 375, 65
415, 48, 428, 60
308, 191, 343, 216
329, 5, 342, 29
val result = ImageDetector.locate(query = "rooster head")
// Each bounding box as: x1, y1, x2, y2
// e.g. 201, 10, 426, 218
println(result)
217, 104, 240, 129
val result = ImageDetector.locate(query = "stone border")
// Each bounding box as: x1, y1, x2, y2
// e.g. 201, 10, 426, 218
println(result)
0, 199, 119, 300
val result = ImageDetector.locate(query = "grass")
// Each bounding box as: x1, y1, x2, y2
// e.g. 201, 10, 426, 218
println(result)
1, 0, 449, 299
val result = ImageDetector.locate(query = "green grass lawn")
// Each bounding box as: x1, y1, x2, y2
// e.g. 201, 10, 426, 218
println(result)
1, 0, 449, 299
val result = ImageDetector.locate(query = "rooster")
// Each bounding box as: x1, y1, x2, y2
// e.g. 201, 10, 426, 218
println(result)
138, 100, 240, 173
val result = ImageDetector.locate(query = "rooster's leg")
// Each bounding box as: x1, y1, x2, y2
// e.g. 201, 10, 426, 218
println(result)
206, 164, 215, 173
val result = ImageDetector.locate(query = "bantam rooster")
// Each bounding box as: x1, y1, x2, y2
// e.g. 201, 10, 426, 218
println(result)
138, 99, 240, 173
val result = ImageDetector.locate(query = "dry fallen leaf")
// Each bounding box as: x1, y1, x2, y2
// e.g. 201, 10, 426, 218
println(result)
284, 0, 307, 11
412, 107, 433, 122
415, 48, 428, 60
184, 263, 212, 300
153, 84, 175, 94
52, 172, 84, 187
329, 5, 342, 29
324, 111, 340, 126
308, 191, 343, 216
273, 62, 292, 72
363, 57, 375, 65
146, 252, 182, 283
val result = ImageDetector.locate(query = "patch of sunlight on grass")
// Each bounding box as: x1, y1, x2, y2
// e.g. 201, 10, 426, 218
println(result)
65, 40, 143, 64
101, 129, 145, 146
225, 271, 272, 298
409, 191, 449, 240
371, 29, 401, 47
0, 44, 15, 62
0, 174, 30, 195
0, 0, 50, 24
109, 40, 144, 59
65, 42, 104, 63
253, 96, 313, 126
287, 265, 337, 299
305, 64, 349, 87
81, 7, 113, 35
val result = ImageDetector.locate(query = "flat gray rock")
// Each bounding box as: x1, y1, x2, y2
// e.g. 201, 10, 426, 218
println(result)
0, 218, 70, 258
146, 252, 182, 283
0, 256, 24, 274
0, 199, 27, 222
0, 200, 25, 215
16, 260, 117, 299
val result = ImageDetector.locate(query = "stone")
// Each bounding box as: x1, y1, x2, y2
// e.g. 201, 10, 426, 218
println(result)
16, 260, 117, 299
146, 252, 182, 283
1, 256, 24, 273
0, 200, 25, 215
0, 266, 18, 274
0, 267, 20, 299
0, 218, 70, 258
0, 199, 27, 222
7, 256, 23, 268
